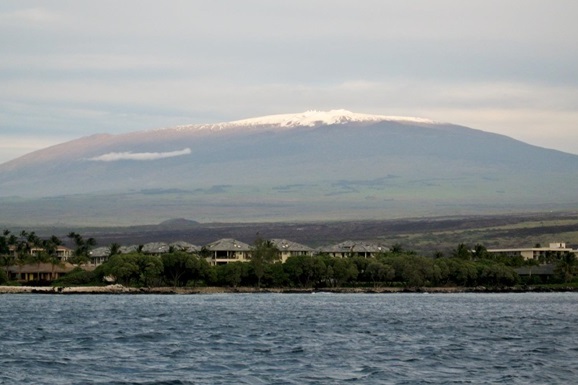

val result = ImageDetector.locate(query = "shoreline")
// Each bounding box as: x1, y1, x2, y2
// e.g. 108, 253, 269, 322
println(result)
1, 285, 577, 295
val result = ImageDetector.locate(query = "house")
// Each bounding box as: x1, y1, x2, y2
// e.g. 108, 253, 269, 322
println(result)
318, 240, 388, 258
90, 247, 111, 265
120, 245, 139, 254
488, 242, 576, 261
9, 245, 74, 261
141, 242, 171, 255
204, 238, 251, 265
169, 241, 200, 253
269, 239, 314, 263
7, 262, 78, 282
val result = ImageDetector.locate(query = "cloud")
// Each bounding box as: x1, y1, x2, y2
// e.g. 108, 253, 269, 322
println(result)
0, 7, 62, 25
88, 148, 191, 162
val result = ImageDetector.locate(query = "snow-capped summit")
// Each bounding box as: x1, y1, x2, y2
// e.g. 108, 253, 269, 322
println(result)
171, 109, 436, 132
225, 109, 436, 127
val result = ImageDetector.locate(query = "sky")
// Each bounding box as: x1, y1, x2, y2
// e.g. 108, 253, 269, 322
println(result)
1, 0, 578, 163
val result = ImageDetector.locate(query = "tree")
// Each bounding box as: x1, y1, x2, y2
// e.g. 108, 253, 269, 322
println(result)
554, 251, 577, 283
109, 243, 121, 257
453, 243, 472, 260
472, 244, 488, 260
67, 232, 97, 265
217, 262, 244, 287
101, 253, 162, 287
283, 255, 327, 287
161, 252, 197, 287
0, 230, 17, 277
366, 261, 394, 287
330, 258, 358, 287
42, 235, 64, 280
250, 237, 279, 288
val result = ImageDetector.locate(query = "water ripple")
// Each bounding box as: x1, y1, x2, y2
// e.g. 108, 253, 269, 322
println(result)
1, 293, 577, 384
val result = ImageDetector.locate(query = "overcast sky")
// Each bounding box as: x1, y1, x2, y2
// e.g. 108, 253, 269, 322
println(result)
1, 1, 577, 163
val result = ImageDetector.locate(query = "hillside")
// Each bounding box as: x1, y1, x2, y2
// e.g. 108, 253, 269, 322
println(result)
1, 110, 577, 226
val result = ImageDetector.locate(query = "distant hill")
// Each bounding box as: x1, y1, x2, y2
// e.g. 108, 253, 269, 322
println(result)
1, 110, 577, 226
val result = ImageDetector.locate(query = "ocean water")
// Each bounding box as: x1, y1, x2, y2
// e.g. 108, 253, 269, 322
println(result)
0, 293, 577, 385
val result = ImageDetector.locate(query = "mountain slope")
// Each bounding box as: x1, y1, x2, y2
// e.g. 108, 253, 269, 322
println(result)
1, 110, 577, 225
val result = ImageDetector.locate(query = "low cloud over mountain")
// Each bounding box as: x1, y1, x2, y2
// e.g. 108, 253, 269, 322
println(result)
88, 148, 191, 162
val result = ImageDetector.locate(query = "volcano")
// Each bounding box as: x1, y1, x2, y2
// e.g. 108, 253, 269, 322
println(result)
1, 110, 577, 226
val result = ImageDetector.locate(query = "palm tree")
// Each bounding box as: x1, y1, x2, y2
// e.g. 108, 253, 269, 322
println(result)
43, 235, 64, 281
453, 243, 472, 260
109, 243, 121, 258
67, 232, 97, 265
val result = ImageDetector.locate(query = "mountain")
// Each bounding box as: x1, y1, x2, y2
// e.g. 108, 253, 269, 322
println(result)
1, 109, 577, 226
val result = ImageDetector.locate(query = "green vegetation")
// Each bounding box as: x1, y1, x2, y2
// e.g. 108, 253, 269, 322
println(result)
2, 227, 578, 289
60, 247, 527, 289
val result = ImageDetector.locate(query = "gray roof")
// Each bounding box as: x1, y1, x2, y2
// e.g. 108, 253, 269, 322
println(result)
319, 240, 387, 254
119, 245, 139, 254
169, 241, 200, 253
141, 242, 171, 254
205, 238, 251, 251
270, 239, 313, 252
90, 247, 110, 258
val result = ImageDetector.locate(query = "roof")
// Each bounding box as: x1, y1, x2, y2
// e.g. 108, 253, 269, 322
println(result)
319, 240, 388, 254
169, 241, 200, 253
205, 238, 251, 251
141, 242, 170, 254
270, 239, 313, 252
90, 247, 110, 258
119, 245, 139, 254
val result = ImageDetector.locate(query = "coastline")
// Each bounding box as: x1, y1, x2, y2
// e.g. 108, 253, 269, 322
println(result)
1, 285, 577, 295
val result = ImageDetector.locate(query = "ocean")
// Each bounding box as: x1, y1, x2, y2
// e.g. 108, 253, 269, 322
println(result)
1, 293, 577, 384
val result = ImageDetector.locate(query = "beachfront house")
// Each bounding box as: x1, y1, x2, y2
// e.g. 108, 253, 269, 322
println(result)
7, 262, 78, 283
487, 242, 576, 261
204, 238, 251, 265
269, 239, 314, 263
318, 240, 388, 258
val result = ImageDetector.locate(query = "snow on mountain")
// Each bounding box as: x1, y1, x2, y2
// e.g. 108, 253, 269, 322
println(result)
167, 109, 437, 132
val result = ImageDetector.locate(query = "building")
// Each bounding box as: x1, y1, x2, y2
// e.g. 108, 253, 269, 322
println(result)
204, 238, 251, 265
269, 239, 314, 263
141, 242, 171, 255
318, 240, 388, 258
90, 247, 111, 265
169, 241, 200, 253
7, 262, 78, 282
488, 242, 576, 261
9, 245, 74, 261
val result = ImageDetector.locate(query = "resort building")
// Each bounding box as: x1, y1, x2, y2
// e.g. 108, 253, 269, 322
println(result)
204, 238, 251, 265
9, 245, 74, 261
90, 247, 111, 265
141, 242, 171, 255
6, 262, 78, 282
169, 241, 199, 253
269, 239, 314, 263
318, 240, 388, 258
487, 242, 576, 261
